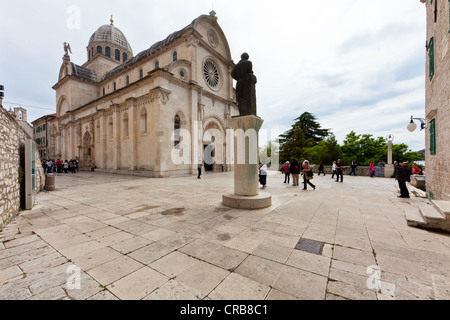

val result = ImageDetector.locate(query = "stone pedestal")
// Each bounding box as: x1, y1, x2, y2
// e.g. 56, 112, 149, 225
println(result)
384, 164, 395, 178
222, 115, 272, 209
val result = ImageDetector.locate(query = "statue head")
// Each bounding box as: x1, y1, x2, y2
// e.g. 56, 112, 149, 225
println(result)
241, 52, 249, 60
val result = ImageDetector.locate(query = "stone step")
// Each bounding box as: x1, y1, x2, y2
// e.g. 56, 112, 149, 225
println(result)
419, 203, 445, 221
432, 200, 450, 219
405, 207, 427, 228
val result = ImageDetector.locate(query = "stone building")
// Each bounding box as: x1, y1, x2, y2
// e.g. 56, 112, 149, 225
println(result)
8, 107, 33, 138
50, 12, 239, 177
31, 114, 56, 160
0, 104, 45, 231
421, 0, 450, 201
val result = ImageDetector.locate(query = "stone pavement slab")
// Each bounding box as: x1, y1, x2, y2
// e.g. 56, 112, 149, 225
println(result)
0, 171, 449, 300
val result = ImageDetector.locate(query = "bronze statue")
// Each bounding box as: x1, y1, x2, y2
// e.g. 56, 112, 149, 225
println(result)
231, 53, 257, 116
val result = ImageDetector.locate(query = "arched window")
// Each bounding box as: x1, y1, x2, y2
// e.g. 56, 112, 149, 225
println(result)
139, 69, 143, 79
105, 47, 111, 58
126, 75, 129, 86
115, 49, 120, 61
97, 46, 103, 54
123, 113, 129, 138
155, 61, 159, 69
174, 115, 181, 148
113, 82, 116, 91
102, 88, 105, 96
140, 108, 148, 134
123, 52, 128, 63
173, 51, 177, 62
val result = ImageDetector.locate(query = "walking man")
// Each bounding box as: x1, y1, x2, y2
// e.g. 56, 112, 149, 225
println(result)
197, 161, 203, 179
336, 159, 344, 183
350, 160, 357, 176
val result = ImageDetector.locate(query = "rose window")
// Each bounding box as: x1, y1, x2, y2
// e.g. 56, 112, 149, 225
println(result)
203, 60, 220, 88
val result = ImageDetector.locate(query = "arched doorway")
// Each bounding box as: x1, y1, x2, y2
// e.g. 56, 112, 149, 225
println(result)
202, 123, 225, 172
82, 131, 94, 168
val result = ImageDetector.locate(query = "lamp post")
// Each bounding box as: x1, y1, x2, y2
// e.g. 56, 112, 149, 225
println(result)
407, 116, 426, 132
384, 134, 395, 178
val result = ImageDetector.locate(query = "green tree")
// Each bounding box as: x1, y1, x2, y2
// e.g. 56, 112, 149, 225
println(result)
303, 134, 342, 164
341, 131, 387, 166
392, 144, 423, 164
279, 112, 330, 163
342, 131, 423, 166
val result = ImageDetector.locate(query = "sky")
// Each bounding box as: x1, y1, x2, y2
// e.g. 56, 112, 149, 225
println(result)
0, 0, 427, 152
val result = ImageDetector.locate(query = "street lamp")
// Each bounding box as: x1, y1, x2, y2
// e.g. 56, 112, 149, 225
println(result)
407, 116, 426, 132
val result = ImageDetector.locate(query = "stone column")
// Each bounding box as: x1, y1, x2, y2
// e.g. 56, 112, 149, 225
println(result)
385, 139, 395, 178
222, 115, 272, 209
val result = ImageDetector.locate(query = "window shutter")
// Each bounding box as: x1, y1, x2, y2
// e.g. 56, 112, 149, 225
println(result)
429, 118, 436, 155
429, 37, 435, 80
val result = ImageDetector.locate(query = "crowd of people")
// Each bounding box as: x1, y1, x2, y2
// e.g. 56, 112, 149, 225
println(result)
258, 158, 424, 199
41, 159, 80, 174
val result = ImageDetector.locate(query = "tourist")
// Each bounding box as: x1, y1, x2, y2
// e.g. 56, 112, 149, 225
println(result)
69, 160, 75, 174
370, 161, 375, 178
46, 160, 54, 174
56, 159, 62, 173
290, 159, 301, 187
411, 164, 421, 175
63, 160, 69, 174
331, 161, 337, 179
395, 162, 410, 198
336, 159, 344, 182
349, 160, 357, 176
377, 161, 385, 177
318, 161, 326, 176
259, 162, 268, 189
302, 160, 316, 190
197, 161, 203, 179
282, 161, 290, 184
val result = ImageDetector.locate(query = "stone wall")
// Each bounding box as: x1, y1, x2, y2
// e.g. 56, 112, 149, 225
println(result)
423, 0, 450, 200
0, 105, 45, 232
277, 165, 387, 177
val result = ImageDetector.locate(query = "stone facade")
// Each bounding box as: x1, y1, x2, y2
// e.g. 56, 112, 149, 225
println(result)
422, 0, 450, 200
49, 12, 239, 177
0, 105, 45, 232
31, 114, 56, 160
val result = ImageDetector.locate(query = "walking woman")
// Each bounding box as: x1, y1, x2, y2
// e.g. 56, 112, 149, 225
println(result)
282, 161, 290, 184
331, 161, 337, 179
302, 160, 316, 190
370, 161, 376, 178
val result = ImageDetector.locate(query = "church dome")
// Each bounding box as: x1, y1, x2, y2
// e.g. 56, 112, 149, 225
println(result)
88, 23, 133, 53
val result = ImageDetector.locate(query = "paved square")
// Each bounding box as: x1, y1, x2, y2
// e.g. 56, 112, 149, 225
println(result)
0, 170, 449, 300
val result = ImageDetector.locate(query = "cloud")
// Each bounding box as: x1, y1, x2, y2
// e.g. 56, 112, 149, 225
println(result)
0, 0, 427, 152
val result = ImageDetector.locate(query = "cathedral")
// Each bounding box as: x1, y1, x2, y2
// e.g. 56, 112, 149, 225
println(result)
50, 12, 239, 177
